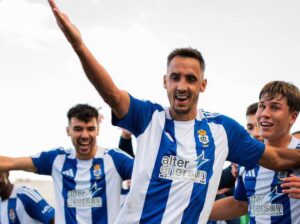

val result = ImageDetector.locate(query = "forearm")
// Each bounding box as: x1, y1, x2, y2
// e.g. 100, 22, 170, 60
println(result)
0, 156, 36, 172
209, 196, 247, 220
259, 145, 300, 170
74, 43, 130, 119
0, 156, 14, 171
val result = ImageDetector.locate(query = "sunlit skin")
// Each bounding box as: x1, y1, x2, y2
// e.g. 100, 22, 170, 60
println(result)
67, 117, 99, 160
163, 56, 207, 121
246, 114, 264, 142
232, 113, 263, 177
256, 95, 298, 147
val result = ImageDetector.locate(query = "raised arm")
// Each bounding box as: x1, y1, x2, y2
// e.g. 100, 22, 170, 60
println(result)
0, 156, 37, 173
48, 0, 130, 119
258, 145, 300, 170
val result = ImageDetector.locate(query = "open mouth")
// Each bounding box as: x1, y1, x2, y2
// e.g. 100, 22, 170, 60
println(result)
78, 139, 91, 151
260, 121, 273, 128
175, 94, 189, 102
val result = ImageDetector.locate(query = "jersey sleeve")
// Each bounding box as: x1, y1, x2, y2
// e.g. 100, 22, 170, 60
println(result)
31, 148, 63, 175
108, 148, 134, 180
112, 94, 164, 137
220, 115, 265, 169
17, 186, 55, 224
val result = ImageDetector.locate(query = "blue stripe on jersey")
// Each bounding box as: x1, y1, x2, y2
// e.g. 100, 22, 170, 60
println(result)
270, 170, 292, 224
62, 157, 77, 224
7, 198, 20, 224
31, 148, 66, 175
246, 165, 260, 224
112, 95, 164, 137
181, 119, 216, 223
17, 187, 54, 223
140, 119, 175, 223
91, 157, 107, 224
207, 115, 264, 169
107, 149, 133, 180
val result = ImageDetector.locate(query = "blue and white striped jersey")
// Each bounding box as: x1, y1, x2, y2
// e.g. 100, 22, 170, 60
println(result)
0, 185, 54, 224
113, 95, 265, 224
31, 146, 133, 224
234, 137, 300, 224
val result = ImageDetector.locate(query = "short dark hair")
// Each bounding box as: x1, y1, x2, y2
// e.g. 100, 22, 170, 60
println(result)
246, 102, 258, 116
167, 47, 205, 72
292, 130, 300, 135
259, 81, 300, 112
67, 104, 99, 123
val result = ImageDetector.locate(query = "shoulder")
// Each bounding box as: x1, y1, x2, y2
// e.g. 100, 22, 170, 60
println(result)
105, 148, 133, 159
200, 109, 235, 125
16, 186, 43, 203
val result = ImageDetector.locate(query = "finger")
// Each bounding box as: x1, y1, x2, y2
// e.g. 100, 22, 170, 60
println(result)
48, 0, 58, 10
288, 193, 300, 199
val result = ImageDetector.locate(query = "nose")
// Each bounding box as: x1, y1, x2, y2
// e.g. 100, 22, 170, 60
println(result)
261, 106, 271, 117
81, 129, 89, 138
177, 79, 187, 91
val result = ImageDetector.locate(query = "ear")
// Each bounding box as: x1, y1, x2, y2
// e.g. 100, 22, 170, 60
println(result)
97, 125, 100, 136
163, 75, 167, 89
290, 111, 299, 126
66, 126, 71, 136
199, 78, 207, 92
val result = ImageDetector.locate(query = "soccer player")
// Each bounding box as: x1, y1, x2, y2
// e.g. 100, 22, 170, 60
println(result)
210, 81, 300, 223
47, 1, 300, 222
0, 171, 54, 224
0, 104, 133, 223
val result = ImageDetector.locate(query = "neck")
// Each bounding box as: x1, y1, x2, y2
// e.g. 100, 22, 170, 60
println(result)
265, 134, 292, 148
169, 109, 197, 121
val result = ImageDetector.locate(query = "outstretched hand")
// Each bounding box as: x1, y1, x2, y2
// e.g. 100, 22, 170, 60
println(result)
281, 174, 300, 199
48, 0, 83, 49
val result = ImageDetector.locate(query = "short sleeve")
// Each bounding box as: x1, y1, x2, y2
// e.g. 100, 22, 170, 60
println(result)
31, 148, 64, 175
108, 149, 134, 180
112, 94, 164, 137
18, 187, 55, 224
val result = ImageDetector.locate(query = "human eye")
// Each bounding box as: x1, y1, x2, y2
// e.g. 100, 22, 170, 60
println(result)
169, 73, 180, 81
247, 125, 254, 131
270, 104, 280, 111
187, 75, 197, 83
73, 127, 82, 132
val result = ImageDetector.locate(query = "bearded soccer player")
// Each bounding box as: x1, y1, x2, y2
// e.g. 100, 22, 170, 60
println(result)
30, 1, 300, 222
0, 104, 133, 223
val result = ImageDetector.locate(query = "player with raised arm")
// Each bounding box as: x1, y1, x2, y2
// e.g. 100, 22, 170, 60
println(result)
44, 1, 300, 223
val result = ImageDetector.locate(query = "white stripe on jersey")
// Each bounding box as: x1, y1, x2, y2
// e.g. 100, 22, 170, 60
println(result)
161, 120, 197, 223
198, 122, 229, 223
117, 110, 166, 223
75, 159, 93, 224
103, 152, 121, 224
52, 154, 67, 224
0, 198, 9, 224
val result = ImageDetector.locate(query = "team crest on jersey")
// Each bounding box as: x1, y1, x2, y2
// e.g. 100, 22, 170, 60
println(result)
9, 208, 16, 222
93, 164, 101, 179
197, 130, 209, 146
